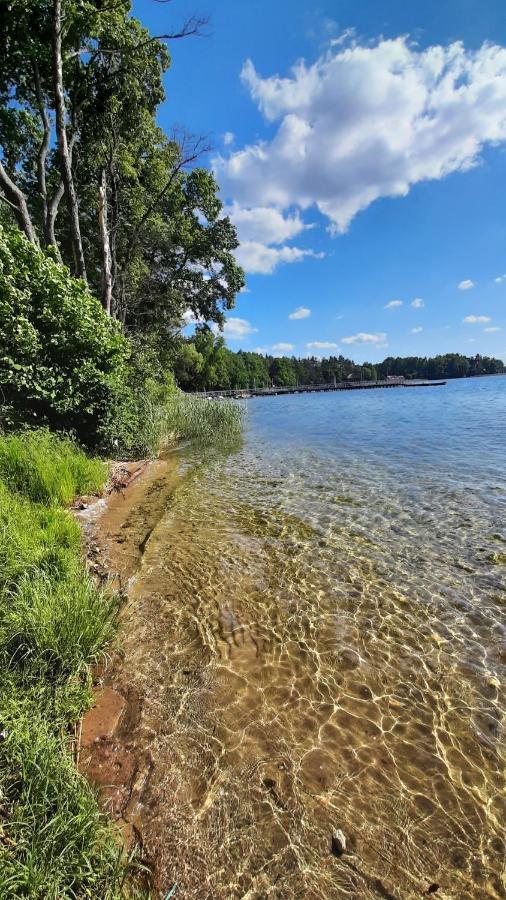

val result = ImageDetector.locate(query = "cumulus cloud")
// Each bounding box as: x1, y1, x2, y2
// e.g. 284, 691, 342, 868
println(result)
411, 298, 424, 308
223, 131, 235, 146
463, 315, 491, 323
272, 342, 295, 352
411, 326, 423, 333
218, 317, 258, 338
214, 37, 506, 235
289, 306, 311, 319
306, 340, 339, 349
341, 332, 387, 344
494, 274, 506, 283
384, 299, 403, 309
484, 326, 501, 332
225, 202, 309, 244
235, 241, 323, 274
459, 279, 475, 290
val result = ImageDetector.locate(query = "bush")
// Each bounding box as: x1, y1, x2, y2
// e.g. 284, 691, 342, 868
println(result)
0, 225, 130, 447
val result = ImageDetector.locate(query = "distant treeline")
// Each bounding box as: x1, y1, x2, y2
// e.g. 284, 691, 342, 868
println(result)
173, 333, 505, 391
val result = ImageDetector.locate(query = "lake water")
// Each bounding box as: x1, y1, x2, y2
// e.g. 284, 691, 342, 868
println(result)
112, 376, 506, 898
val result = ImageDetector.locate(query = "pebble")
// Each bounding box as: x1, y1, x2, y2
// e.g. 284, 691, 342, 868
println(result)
331, 828, 346, 856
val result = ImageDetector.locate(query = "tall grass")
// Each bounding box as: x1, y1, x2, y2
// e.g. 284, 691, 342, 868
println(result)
0, 432, 128, 898
134, 394, 244, 457
0, 429, 106, 504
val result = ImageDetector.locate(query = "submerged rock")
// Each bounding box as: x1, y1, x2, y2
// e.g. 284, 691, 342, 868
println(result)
331, 828, 347, 856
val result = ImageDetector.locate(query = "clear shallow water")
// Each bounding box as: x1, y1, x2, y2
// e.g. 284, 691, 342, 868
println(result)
116, 377, 506, 898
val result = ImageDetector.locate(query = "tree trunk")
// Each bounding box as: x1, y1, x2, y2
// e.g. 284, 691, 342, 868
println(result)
51, 0, 87, 281
0, 160, 38, 244
32, 61, 52, 246
109, 165, 119, 318
98, 168, 113, 315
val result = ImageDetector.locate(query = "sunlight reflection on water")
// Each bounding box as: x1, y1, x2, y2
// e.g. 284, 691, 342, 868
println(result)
123, 377, 506, 898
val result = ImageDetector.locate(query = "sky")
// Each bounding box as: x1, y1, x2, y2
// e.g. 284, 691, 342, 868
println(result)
134, 0, 506, 362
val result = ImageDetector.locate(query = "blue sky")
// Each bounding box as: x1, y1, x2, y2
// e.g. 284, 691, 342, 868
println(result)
134, 0, 506, 362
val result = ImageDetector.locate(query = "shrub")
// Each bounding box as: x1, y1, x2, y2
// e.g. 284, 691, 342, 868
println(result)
0, 225, 130, 447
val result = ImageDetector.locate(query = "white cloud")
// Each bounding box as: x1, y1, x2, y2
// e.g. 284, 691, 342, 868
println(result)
484, 326, 501, 332
384, 299, 403, 309
494, 274, 506, 283
235, 241, 323, 274
253, 346, 269, 354
223, 131, 235, 146
463, 315, 491, 323
289, 306, 311, 319
341, 331, 387, 344
306, 340, 339, 349
225, 202, 309, 245
411, 298, 424, 308
272, 342, 295, 352
218, 317, 258, 338
215, 38, 506, 234
411, 326, 423, 333
458, 279, 475, 290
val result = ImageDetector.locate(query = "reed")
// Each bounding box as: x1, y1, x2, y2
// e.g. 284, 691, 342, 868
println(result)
134, 394, 244, 457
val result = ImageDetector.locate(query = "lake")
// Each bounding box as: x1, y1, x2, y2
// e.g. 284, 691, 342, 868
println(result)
106, 375, 506, 898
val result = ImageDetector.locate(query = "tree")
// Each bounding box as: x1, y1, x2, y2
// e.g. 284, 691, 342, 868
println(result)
0, 0, 243, 331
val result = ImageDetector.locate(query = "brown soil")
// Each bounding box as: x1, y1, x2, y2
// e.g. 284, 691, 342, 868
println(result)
77, 454, 182, 884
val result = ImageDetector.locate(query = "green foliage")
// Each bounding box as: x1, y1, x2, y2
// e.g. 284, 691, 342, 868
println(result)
163, 395, 243, 447
0, 696, 125, 900
172, 336, 505, 391
0, 430, 105, 505
0, 480, 80, 592
1, 568, 117, 680
0, 225, 130, 445
0, 431, 129, 898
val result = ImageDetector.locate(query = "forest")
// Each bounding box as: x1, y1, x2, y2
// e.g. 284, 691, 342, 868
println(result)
173, 335, 505, 391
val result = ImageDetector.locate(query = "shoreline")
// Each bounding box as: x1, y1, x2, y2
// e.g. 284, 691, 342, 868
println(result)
76, 453, 183, 892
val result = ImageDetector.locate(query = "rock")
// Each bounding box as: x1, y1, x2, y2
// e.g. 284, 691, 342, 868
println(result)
331, 828, 347, 856
81, 688, 126, 748
339, 648, 360, 670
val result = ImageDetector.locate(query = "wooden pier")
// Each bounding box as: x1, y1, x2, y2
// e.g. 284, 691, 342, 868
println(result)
189, 378, 446, 400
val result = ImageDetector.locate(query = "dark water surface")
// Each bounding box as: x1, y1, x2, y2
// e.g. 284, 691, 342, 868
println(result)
124, 377, 506, 898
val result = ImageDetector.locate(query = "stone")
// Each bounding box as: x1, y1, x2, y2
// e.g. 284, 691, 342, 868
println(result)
331, 828, 347, 856
81, 688, 126, 748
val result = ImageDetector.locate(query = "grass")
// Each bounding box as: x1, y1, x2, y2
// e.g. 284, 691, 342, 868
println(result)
134, 394, 244, 457
0, 431, 130, 899
0, 430, 106, 505
0, 406, 243, 894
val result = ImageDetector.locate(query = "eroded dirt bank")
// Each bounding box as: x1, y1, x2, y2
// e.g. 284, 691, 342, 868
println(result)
77, 455, 187, 894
